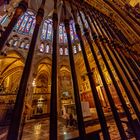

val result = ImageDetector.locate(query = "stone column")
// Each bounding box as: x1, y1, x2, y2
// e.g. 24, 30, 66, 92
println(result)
6, 0, 45, 139
98, 14, 140, 106
93, 10, 139, 87
89, 8, 140, 137
49, 0, 58, 139
0, 0, 28, 51
116, 49, 140, 88
81, 6, 127, 140
105, 19, 140, 70
73, 3, 111, 140
126, 54, 140, 80
63, 1, 86, 139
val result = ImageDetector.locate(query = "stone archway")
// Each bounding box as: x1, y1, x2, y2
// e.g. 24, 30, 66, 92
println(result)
0, 50, 24, 122
31, 57, 51, 118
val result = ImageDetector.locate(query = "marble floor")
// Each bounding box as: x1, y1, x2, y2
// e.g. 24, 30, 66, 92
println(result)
0, 117, 137, 140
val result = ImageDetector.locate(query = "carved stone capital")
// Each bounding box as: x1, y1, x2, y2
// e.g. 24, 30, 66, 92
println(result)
52, 12, 58, 30
14, 0, 28, 17
36, 8, 44, 25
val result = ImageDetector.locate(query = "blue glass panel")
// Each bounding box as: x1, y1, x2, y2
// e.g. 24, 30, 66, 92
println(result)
41, 22, 47, 40
71, 21, 78, 40
70, 24, 74, 41
25, 17, 33, 33
25, 43, 29, 49
0, 14, 8, 25
41, 19, 53, 41
47, 23, 52, 40
20, 42, 25, 48
30, 19, 36, 34
46, 45, 49, 53
0, 15, 3, 23
59, 25, 63, 43
39, 43, 44, 52
14, 11, 35, 35
18, 16, 28, 32
65, 48, 68, 55
80, 11, 88, 28
63, 27, 67, 43
59, 48, 63, 55
77, 43, 81, 51
27, 11, 35, 16
14, 15, 24, 30
73, 45, 77, 54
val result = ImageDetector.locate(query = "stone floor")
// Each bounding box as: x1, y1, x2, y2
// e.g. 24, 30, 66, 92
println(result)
105, 120, 136, 140
22, 118, 136, 140
0, 117, 137, 140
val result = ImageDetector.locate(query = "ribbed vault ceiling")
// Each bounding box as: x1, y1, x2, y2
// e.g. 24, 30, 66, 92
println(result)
0, 0, 139, 21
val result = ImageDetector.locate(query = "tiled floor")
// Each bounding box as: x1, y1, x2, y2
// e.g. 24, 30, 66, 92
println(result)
0, 117, 137, 140
106, 120, 136, 140
21, 118, 136, 140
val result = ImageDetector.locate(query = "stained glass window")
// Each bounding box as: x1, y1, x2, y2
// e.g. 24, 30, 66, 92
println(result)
46, 45, 50, 53
47, 22, 52, 40
41, 20, 77, 44
8, 39, 14, 46
63, 29, 67, 43
25, 17, 33, 33
77, 16, 83, 33
40, 43, 45, 52
70, 21, 78, 41
14, 11, 36, 35
19, 16, 28, 32
70, 24, 74, 41
59, 48, 63, 55
59, 24, 67, 44
41, 22, 47, 40
59, 25, 63, 43
41, 19, 53, 41
13, 40, 18, 47
14, 15, 24, 30
77, 43, 81, 51
73, 46, 77, 54
77, 12, 89, 34
80, 12, 88, 28
65, 48, 68, 55
25, 43, 29, 49
20, 42, 25, 48
0, 15, 3, 23
0, 14, 8, 25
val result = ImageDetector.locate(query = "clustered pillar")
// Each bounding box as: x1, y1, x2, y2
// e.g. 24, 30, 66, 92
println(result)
6, 0, 46, 140
95, 12, 140, 121
85, 2, 140, 138
0, 0, 28, 51
1, 0, 140, 139
49, 0, 58, 139
63, 0, 86, 139
71, 0, 140, 139
82, 4, 128, 140
70, 1, 111, 139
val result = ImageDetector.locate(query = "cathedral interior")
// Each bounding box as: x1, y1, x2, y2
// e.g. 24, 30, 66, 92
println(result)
0, 0, 140, 140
